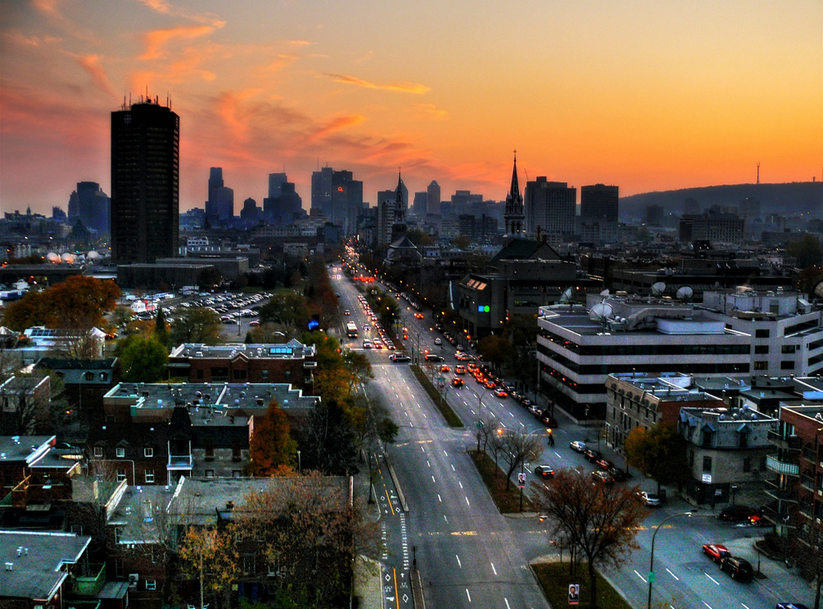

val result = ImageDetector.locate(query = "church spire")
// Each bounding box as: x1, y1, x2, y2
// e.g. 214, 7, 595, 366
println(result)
504, 151, 525, 236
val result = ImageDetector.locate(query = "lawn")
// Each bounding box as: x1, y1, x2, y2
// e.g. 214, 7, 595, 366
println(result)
532, 562, 633, 609
468, 449, 533, 513
410, 364, 464, 428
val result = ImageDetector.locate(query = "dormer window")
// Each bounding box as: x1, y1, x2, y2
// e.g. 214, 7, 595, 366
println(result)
116, 447, 125, 458
144, 447, 154, 458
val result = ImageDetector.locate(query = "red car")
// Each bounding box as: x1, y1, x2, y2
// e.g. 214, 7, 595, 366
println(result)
702, 543, 731, 563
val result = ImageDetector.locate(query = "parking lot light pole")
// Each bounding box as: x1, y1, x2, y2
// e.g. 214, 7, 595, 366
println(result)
648, 511, 694, 609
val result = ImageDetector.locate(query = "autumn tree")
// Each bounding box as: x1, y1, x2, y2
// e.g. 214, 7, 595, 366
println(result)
343, 349, 373, 392
168, 307, 222, 345
532, 468, 647, 608
624, 423, 689, 494
119, 335, 168, 382
498, 430, 543, 491
787, 233, 823, 270
246, 400, 297, 476
259, 291, 310, 330
2, 276, 120, 331
178, 526, 241, 609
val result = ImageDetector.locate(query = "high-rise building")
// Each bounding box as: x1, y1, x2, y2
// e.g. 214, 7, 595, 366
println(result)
206, 167, 234, 223
311, 167, 362, 234
268, 173, 288, 200
412, 192, 427, 217
111, 98, 179, 264
580, 184, 618, 222
504, 154, 525, 236
311, 167, 334, 216
524, 177, 576, 243
68, 181, 110, 235
426, 180, 441, 216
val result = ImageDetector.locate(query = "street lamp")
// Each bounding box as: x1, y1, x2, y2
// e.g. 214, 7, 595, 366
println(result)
647, 511, 694, 609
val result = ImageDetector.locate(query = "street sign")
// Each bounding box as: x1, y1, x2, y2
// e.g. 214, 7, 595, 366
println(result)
517, 472, 526, 488
648, 571, 655, 583
568, 583, 579, 605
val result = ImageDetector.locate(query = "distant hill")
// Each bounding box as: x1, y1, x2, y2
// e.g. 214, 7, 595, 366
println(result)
620, 182, 822, 220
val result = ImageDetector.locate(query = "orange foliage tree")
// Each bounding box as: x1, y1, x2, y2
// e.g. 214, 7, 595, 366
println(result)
246, 400, 297, 476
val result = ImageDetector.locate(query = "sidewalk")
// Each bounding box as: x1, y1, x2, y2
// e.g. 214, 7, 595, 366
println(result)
352, 467, 384, 609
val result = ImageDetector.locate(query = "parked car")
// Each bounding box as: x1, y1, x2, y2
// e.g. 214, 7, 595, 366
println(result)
535, 465, 555, 478
583, 448, 602, 463
702, 543, 731, 564
569, 440, 587, 453
776, 604, 810, 609
608, 468, 629, 482
718, 505, 759, 522
434, 337, 442, 345
595, 458, 616, 471
719, 556, 753, 581
591, 470, 614, 484
637, 491, 663, 507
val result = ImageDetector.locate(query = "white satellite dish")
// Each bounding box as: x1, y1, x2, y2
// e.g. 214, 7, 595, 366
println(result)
600, 289, 610, 298
814, 280, 823, 299
651, 282, 667, 296
675, 285, 694, 302
560, 287, 574, 303
588, 303, 613, 322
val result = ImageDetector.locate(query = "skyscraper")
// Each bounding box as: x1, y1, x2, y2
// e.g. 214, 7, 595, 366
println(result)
524, 177, 576, 242
111, 98, 179, 264
68, 181, 110, 235
580, 184, 618, 222
206, 167, 234, 224
426, 180, 441, 216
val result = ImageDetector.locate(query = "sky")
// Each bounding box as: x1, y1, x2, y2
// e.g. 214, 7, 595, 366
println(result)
1, 0, 821, 216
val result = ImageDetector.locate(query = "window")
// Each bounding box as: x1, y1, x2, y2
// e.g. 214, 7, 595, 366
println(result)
84, 371, 94, 381
702, 456, 712, 473
233, 470, 241, 478
782, 345, 797, 354
754, 361, 768, 371
262, 370, 269, 379
781, 361, 796, 370
743, 457, 752, 473
738, 432, 748, 448
144, 447, 154, 458
116, 447, 125, 458
702, 430, 713, 447
205, 469, 214, 478
145, 469, 155, 484
114, 558, 124, 578
688, 449, 694, 467
114, 527, 123, 543
204, 439, 214, 461
243, 554, 256, 575
754, 345, 769, 354
93, 446, 103, 458
145, 579, 157, 591
117, 469, 126, 482
755, 329, 770, 338
196, 368, 204, 380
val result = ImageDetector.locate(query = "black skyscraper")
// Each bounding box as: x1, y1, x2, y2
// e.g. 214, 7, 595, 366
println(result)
111, 98, 179, 264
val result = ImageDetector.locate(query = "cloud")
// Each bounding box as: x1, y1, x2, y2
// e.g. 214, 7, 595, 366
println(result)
140, 24, 221, 60
137, 0, 226, 27
74, 54, 117, 98
415, 103, 448, 120
325, 73, 431, 94
256, 54, 298, 75
309, 114, 367, 141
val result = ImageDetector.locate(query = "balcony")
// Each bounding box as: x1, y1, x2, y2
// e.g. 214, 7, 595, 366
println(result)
167, 453, 193, 470
768, 430, 801, 450
68, 563, 106, 597
766, 455, 800, 476
764, 479, 798, 503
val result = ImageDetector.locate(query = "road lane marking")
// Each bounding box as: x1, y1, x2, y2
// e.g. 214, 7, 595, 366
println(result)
741, 604, 750, 609
702, 603, 713, 609
465, 496, 471, 506
634, 569, 647, 583
459, 481, 463, 489
444, 515, 448, 523
438, 494, 442, 502
666, 568, 679, 580
393, 567, 400, 609
432, 476, 436, 483
504, 599, 511, 609
491, 562, 497, 575
705, 573, 720, 585
427, 460, 431, 467
553, 451, 562, 458
451, 464, 455, 471
385, 490, 395, 516
443, 450, 448, 456
456, 554, 462, 568
465, 589, 471, 602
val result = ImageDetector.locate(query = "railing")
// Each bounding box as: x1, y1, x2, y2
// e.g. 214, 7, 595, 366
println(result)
69, 563, 106, 597
765, 455, 799, 476
764, 479, 798, 502
767, 430, 801, 450
167, 454, 193, 469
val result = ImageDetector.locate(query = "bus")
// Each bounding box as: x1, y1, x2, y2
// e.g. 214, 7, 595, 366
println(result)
346, 321, 358, 338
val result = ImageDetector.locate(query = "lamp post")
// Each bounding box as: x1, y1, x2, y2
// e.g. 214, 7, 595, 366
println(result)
647, 511, 694, 609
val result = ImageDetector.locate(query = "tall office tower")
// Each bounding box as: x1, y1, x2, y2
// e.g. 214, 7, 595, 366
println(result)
580, 184, 618, 222
331, 170, 363, 235
504, 153, 525, 236
206, 167, 234, 223
311, 167, 334, 216
412, 192, 427, 217
524, 177, 576, 242
70, 181, 111, 235
268, 172, 288, 200
111, 98, 179, 264
426, 180, 441, 215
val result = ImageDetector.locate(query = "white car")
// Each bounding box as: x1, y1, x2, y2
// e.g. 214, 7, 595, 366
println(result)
569, 440, 588, 453
434, 337, 442, 345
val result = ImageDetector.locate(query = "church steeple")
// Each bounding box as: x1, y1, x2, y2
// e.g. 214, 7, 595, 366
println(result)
395, 169, 405, 223
504, 151, 525, 236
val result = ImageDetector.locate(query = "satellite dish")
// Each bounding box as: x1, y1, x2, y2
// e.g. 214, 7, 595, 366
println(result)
600, 289, 610, 298
560, 287, 574, 303
814, 280, 823, 299
588, 303, 613, 322
676, 285, 694, 302
651, 282, 667, 296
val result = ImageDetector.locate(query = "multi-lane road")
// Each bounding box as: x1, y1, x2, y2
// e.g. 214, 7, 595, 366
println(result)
333, 267, 815, 609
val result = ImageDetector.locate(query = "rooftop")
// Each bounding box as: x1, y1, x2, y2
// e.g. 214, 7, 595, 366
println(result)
169, 339, 315, 360
0, 435, 55, 466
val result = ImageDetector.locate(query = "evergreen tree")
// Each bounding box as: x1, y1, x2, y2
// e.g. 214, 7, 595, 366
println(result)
154, 307, 169, 347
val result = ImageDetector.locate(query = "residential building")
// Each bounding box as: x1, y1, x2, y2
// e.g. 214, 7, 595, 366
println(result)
678, 405, 777, 506
0, 375, 52, 435
111, 98, 179, 264
679, 209, 745, 245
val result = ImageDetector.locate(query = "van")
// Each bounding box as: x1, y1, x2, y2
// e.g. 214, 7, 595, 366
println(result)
720, 556, 753, 581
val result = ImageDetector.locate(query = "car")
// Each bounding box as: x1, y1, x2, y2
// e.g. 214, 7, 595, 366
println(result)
583, 448, 602, 463
440, 364, 451, 372
495, 389, 508, 398
719, 556, 753, 581
415, 313, 425, 319
748, 515, 770, 527
363, 341, 372, 349
702, 543, 731, 564
485, 381, 496, 390
434, 337, 442, 345
534, 465, 555, 478
455, 365, 466, 374
608, 468, 629, 482
452, 377, 464, 387
569, 440, 588, 453
595, 458, 616, 471
776, 604, 810, 609
456, 344, 465, 351
637, 491, 662, 507
424, 354, 444, 362
591, 470, 614, 484
718, 505, 759, 522
344, 309, 350, 315
390, 354, 410, 363
541, 415, 559, 428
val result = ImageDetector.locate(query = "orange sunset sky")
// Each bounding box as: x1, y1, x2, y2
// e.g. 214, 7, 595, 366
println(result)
1, 0, 821, 216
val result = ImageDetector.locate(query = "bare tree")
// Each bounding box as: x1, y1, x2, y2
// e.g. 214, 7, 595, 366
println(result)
498, 430, 543, 490
532, 468, 647, 608
476, 411, 499, 453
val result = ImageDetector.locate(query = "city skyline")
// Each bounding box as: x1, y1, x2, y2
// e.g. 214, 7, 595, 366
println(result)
1, 0, 820, 217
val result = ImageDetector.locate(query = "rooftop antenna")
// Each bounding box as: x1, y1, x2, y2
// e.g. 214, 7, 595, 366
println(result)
756, 162, 760, 185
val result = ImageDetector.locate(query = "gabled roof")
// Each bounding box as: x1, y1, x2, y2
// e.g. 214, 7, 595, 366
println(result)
488, 237, 562, 266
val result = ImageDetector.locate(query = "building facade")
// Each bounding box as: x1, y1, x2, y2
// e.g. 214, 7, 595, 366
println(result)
524, 177, 576, 244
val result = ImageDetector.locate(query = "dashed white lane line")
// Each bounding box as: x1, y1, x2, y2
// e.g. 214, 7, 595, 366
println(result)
466, 589, 471, 602
456, 555, 462, 568
465, 496, 471, 506
437, 494, 442, 502
491, 562, 497, 575
634, 569, 647, 583
666, 568, 679, 580
705, 573, 720, 586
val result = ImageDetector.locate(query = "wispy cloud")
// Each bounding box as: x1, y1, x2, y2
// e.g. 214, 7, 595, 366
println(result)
415, 103, 448, 120
310, 114, 367, 141
139, 24, 221, 60
326, 73, 430, 94
137, 0, 226, 27
74, 54, 117, 98
256, 54, 298, 75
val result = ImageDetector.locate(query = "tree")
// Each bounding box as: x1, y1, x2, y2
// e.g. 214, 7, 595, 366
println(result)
259, 291, 309, 329
478, 335, 517, 374
532, 468, 647, 608
498, 430, 543, 490
624, 423, 689, 494
246, 400, 297, 476
178, 526, 241, 609
787, 234, 823, 270
298, 399, 358, 475
197, 266, 223, 290
452, 235, 471, 250
154, 307, 169, 347
343, 350, 373, 392
119, 336, 168, 382
169, 307, 222, 345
